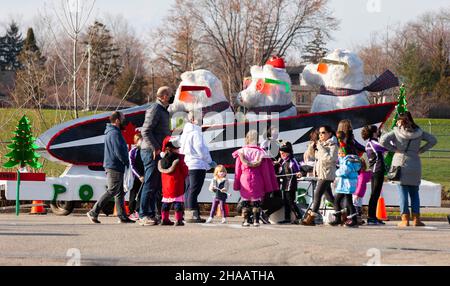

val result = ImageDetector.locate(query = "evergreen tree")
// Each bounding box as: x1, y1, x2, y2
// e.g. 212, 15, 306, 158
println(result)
85, 21, 122, 86
14, 28, 47, 107
302, 30, 328, 64
0, 21, 24, 71
113, 68, 148, 104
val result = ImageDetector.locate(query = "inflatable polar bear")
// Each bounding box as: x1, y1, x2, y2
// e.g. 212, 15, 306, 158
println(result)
237, 56, 297, 121
302, 49, 399, 113
168, 69, 234, 126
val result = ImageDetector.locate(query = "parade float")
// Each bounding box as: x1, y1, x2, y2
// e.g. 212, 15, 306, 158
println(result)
0, 51, 442, 216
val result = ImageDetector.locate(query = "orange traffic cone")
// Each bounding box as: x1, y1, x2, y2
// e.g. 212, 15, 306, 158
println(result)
376, 196, 388, 221
114, 202, 130, 217
216, 204, 229, 218
30, 201, 47, 215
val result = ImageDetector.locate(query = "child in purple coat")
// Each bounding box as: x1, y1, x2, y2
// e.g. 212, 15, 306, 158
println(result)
362, 125, 388, 225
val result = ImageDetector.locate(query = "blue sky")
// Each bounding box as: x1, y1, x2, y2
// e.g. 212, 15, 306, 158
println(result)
0, 0, 449, 50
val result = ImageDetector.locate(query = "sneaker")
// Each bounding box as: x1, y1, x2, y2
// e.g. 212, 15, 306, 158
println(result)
253, 222, 260, 227
128, 212, 139, 222
118, 217, 135, 224
221, 218, 227, 224
242, 221, 251, 227
138, 217, 158, 226
87, 212, 101, 224
205, 217, 213, 224
161, 220, 175, 226
175, 220, 185, 226
377, 219, 386, 225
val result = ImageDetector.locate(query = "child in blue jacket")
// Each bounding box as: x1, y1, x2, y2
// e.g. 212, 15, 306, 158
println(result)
330, 132, 362, 227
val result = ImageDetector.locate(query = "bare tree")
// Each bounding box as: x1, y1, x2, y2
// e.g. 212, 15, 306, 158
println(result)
185, 0, 338, 95
43, 0, 96, 118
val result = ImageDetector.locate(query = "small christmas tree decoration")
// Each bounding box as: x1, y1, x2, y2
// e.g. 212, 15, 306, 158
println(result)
3, 116, 42, 169
3, 115, 42, 216
385, 85, 408, 171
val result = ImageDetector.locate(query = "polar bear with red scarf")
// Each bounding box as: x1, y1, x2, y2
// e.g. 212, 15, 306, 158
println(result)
302, 49, 399, 113
169, 69, 234, 126
237, 56, 297, 121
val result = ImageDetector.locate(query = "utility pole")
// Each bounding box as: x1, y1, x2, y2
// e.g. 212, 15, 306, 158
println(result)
86, 44, 91, 111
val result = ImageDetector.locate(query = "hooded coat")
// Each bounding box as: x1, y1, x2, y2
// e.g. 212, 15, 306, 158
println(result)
233, 145, 279, 201
335, 155, 362, 194
103, 124, 129, 173
158, 137, 189, 200
314, 136, 339, 181
380, 127, 437, 186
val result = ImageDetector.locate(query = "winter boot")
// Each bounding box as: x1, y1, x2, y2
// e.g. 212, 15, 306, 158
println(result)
329, 211, 342, 226
301, 210, 317, 226
398, 214, 410, 227
160, 211, 174, 226
175, 211, 184, 226
253, 207, 261, 227
242, 207, 251, 227
412, 213, 425, 227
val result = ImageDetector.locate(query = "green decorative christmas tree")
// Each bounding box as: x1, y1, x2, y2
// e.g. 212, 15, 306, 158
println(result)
3, 116, 42, 169
3, 116, 42, 216
385, 85, 408, 171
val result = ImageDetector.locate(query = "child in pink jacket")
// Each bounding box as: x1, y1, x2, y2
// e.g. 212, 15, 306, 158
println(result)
233, 130, 279, 227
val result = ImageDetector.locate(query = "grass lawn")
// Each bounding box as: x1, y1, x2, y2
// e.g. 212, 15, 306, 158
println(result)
0, 108, 102, 177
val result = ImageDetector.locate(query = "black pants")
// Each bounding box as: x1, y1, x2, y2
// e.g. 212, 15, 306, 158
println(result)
311, 180, 335, 213
334, 193, 356, 216
185, 170, 206, 211
368, 170, 385, 219
282, 190, 302, 220
261, 191, 283, 217
90, 169, 126, 219
129, 177, 142, 214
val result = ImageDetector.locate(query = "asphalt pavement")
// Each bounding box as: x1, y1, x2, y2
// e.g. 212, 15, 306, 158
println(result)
0, 214, 449, 266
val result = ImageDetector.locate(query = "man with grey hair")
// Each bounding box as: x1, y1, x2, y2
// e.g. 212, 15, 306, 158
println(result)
138, 86, 173, 226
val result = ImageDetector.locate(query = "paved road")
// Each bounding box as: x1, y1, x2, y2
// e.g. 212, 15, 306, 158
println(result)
0, 214, 449, 266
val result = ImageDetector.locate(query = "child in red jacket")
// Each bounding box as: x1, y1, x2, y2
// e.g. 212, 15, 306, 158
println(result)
158, 136, 189, 226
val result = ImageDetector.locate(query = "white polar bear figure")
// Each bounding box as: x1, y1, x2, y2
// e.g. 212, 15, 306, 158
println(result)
302, 49, 399, 113
169, 69, 234, 126
237, 56, 297, 122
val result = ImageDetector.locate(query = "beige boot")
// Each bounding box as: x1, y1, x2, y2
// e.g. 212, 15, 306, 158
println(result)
302, 210, 317, 226
398, 214, 410, 227
412, 213, 425, 227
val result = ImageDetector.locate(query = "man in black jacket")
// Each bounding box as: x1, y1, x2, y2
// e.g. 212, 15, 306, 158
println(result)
138, 87, 172, 226
87, 111, 133, 224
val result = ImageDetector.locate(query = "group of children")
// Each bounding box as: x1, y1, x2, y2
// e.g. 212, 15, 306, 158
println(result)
126, 120, 387, 228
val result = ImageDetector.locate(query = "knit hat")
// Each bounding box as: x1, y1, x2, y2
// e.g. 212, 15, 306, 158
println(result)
160, 136, 180, 158
266, 56, 286, 69
279, 141, 293, 154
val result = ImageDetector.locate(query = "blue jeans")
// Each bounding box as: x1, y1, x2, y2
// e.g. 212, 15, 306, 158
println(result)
398, 185, 420, 215
139, 150, 162, 219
